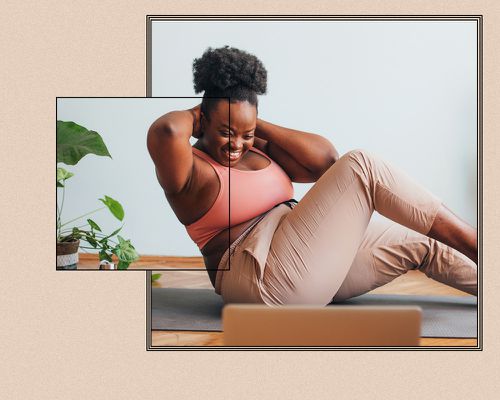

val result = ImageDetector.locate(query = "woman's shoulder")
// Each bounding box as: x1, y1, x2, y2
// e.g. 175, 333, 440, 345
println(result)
165, 148, 220, 225
251, 137, 269, 155
191, 146, 226, 174
148, 109, 194, 137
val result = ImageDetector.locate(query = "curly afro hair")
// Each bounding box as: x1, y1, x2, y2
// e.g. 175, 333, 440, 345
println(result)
192, 46, 267, 119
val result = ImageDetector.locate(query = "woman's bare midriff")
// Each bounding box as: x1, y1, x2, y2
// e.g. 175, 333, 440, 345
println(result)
200, 213, 265, 288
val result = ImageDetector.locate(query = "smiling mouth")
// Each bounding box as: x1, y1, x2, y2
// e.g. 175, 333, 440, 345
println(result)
222, 149, 242, 161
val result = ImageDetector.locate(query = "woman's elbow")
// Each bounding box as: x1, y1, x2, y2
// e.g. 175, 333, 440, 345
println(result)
324, 147, 339, 168
317, 150, 340, 179
319, 137, 340, 164
329, 147, 340, 164
312, 153, 338, 181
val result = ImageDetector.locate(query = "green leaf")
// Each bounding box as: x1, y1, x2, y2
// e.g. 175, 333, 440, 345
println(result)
117, 260, 130, 270
151, 273, 162, 282
98, 195, 124, 221
114, 238, 139, 263
99, 250, 112, 262
57, 120, 111, 165
57, 167, 74, 181
102, 226, 122, 240
86, 236, 98, 248
57, 167, 74, 187
87, 218, 101, 232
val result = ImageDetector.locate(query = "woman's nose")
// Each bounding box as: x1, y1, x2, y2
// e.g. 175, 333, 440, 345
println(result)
230, 137, 244, 151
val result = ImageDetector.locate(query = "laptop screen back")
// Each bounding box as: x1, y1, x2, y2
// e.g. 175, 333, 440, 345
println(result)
223, 304, 422, 346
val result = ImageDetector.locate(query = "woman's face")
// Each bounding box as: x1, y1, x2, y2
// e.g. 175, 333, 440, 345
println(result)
200, 100, 257, 167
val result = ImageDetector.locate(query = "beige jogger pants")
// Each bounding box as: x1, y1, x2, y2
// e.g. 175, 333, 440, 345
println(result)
217, 149, 477, 306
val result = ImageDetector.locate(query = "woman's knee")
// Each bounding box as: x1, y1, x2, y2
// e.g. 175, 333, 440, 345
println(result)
324, 148, 375, 179
345, 148, 375, 164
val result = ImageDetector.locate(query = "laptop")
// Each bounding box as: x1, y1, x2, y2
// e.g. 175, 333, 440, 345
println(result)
222, 304, 422, 346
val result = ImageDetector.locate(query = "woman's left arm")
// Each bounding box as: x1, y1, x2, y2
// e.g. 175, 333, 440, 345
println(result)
254, 118, 340, 183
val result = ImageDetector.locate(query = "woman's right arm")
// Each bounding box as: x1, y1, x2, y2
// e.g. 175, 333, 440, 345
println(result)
146, 105, 201, 195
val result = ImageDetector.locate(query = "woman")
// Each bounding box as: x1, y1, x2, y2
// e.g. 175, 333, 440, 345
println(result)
147, 46, 477, 305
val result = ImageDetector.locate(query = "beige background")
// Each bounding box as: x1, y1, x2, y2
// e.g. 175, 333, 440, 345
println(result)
1, 1, 499, 399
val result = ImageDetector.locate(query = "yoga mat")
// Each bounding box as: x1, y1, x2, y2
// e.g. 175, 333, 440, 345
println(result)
151, 288, 477, 338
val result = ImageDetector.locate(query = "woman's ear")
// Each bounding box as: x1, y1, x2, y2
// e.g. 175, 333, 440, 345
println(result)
191, 108, 204, 139
199, 112, 207, 136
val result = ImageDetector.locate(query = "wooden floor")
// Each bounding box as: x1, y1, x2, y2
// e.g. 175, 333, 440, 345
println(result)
78, 253, 478, 348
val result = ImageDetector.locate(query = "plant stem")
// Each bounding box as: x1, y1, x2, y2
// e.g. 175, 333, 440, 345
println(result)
57, 223, 91, 237
56, 186, 66, 240
56, 205, 60, 240
60, 207, 105, 228
72, 223, 91, 230
78, 245, 116, 253
85, 238, 119, 246
59, 186, 66, 233
79, 246, 103, 250
59, 229, 119, 242
59, 232, 119, 246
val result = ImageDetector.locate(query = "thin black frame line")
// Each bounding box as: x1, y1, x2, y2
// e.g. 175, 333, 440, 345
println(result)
147, 18, 481, 21
147, 18, 482, 352
148, 343, 468, 350
146, 16, 151, 98
144, 15, 481, 351
228, 101, 231, 276
57, 96, 228, 99
148, 340, 478, 352
56, 95, 232, 272
148, 333, 479, 351
148, 19, 481, 24
148, 340, 479, 350
58, 269, 225, 272
146, 17, 152, 100
146, 271, 152, 350
146, 15, 483, 19
477, 16, 483, 350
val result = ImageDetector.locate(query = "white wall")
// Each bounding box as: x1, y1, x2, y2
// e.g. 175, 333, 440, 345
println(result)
57, 20, 477, 257
57, 98, 194, 257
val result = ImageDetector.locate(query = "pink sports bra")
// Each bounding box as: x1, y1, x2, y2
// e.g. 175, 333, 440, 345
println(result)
185, 146, 294, 250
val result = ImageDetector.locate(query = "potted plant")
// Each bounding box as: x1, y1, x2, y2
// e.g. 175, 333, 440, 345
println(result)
56, 120, 139, 270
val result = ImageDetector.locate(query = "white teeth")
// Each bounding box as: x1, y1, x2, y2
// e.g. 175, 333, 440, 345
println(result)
224, 150, 241, 159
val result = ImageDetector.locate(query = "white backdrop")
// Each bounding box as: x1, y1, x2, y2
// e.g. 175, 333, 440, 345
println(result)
57, 20, 477, 257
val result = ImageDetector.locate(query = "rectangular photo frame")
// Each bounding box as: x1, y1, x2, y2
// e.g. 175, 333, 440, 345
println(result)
145, 15, 481, 350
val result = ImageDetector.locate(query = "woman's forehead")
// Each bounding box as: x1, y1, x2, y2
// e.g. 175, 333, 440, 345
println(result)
212, 100, 256, 129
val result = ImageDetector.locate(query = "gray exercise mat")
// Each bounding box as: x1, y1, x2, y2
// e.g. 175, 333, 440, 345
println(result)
151, 288, 477, 338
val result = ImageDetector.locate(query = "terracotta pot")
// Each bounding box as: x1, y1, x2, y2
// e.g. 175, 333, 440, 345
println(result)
56, 239, 80, 270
